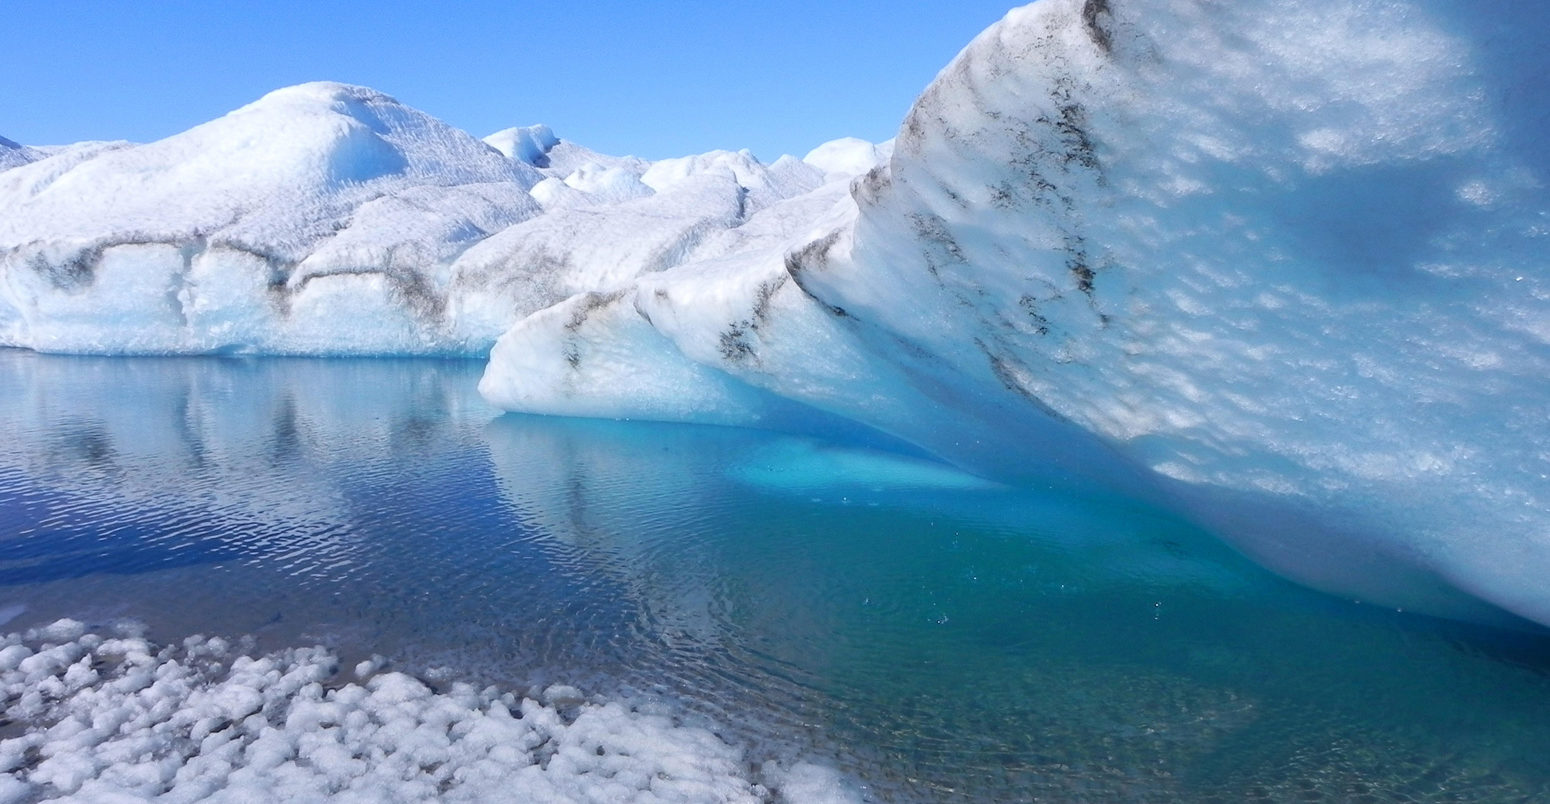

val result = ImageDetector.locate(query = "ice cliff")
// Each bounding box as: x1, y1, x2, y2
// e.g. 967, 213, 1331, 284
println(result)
4, 0, 1549, 629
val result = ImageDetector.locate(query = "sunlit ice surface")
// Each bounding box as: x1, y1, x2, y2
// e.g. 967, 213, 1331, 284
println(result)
1, 351, 1549, 801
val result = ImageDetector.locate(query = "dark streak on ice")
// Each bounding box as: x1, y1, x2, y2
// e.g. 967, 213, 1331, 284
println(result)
1018, 295, 1052, 336
978, 337, 1067, 419
561, 290, 625, 370
1082, 0, 1114, 55
784, 230, 852, 320
851, 165, 892, 207
718, 274, 787, 363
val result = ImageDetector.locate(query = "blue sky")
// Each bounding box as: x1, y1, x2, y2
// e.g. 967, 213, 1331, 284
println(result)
3, 1, 1023, 161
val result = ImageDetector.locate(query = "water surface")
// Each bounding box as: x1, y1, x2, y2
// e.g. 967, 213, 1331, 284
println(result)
1, 351, 1548, 801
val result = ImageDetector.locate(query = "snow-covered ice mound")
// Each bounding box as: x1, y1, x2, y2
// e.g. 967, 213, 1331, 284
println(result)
0, 619, 857, 803
483, 124, 561, 167
0, 83, 537, 355
0, 84, 877, 356
482, 0, 1550, 629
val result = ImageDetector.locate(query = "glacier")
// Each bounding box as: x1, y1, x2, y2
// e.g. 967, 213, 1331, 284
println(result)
0, 84, 874, 355
3, 0, 1549, 630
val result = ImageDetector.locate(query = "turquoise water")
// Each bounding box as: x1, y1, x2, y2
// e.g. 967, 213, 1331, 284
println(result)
2, 351, 1548, 801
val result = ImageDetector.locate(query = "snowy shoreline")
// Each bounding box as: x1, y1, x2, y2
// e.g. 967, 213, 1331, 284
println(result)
0, 619, 858, 803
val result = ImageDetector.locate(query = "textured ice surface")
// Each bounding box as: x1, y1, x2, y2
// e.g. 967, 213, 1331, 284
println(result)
483, 0, 1550, 628
0, 620, 857, 803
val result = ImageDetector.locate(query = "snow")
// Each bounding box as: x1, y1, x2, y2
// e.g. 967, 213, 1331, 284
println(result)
481, 0, 1550, 630
801, 137, 891, 181
0, 620, 856, 803
560, 166, 654, 205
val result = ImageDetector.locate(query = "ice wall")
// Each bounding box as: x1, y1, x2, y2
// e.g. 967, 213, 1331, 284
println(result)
482, 0, 1550, 628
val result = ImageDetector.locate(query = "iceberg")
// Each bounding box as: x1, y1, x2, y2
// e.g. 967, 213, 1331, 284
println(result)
482, 0, 1550, 628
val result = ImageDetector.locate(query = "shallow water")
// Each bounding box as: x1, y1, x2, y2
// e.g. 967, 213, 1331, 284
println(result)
1, 350, 1548, 801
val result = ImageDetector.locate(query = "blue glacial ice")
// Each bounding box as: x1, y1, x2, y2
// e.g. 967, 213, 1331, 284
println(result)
3, 0, 1549, 630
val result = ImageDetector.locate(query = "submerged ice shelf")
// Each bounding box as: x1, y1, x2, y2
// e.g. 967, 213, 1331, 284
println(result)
3, 0, 1549, 635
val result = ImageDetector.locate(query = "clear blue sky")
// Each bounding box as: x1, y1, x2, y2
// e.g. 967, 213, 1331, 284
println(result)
2, 1, 1024, 162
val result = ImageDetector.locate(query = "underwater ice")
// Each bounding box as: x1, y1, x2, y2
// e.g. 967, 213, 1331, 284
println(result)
2, 0, 1548, 634
0, 620, 857, 803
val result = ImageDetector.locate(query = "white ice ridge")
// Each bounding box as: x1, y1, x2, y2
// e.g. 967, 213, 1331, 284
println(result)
481, 0, 1550, 629
0, 136, 43, 173
0, 619, 859, 803
0, 83, 883, 355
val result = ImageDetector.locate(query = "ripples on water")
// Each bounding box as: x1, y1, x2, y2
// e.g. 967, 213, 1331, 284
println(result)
1, 350, 1549, 801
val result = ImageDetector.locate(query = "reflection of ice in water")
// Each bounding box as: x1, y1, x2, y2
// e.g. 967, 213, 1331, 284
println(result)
0, 353, 495, 591
0, 354, 865, 800
2, 353, 1550, 801
479, 412, 1550, 800
730, 440, 1002, 493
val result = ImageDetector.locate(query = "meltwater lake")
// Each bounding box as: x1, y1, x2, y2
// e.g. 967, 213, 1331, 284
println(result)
2, 350, 1549, 801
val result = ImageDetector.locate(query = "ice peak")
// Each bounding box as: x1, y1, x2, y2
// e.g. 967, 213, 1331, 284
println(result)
484, 124, 560, 166
248, 80, 400, 107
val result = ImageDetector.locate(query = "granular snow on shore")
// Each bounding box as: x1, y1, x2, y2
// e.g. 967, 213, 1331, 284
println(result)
0, 619, 857, 803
